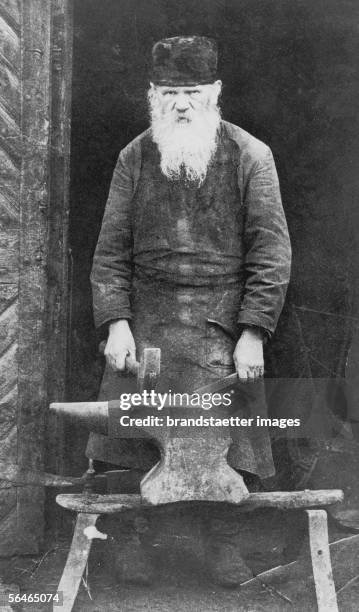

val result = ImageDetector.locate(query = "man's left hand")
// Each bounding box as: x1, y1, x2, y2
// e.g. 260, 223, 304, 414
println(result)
233, 328, 264, 383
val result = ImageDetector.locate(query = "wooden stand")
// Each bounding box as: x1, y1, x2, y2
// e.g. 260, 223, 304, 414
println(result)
54, 488, 343, 612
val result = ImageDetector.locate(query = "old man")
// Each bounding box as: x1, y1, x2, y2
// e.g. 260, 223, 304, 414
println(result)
89, 36, 291, 586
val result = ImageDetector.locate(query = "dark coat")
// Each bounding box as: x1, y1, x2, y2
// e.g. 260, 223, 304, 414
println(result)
88, 120, 291, 477
91, 120, 291, 337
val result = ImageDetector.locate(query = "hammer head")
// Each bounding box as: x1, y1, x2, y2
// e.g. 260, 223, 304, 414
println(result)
137, 348, 161, 392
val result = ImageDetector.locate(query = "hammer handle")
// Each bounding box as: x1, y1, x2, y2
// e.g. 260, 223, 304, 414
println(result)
99, 341, 139, 376
125, 355, 139, 376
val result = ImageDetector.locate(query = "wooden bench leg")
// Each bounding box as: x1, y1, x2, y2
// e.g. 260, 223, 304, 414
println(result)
54, 513, 100, 612
306, 509, 338, 612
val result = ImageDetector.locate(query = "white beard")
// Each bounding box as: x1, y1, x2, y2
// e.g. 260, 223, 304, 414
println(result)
149, 90, 221, 186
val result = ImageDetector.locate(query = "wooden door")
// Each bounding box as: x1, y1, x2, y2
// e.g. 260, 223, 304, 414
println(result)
0, 0, 72, 555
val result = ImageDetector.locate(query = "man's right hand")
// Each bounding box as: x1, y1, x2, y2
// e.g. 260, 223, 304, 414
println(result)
104, 319, 136, 371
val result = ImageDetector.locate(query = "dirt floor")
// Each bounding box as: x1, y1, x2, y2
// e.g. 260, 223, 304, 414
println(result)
1, 504, 357, 612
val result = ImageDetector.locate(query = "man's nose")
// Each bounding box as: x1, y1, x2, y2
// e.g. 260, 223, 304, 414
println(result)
174, 94, 190, 111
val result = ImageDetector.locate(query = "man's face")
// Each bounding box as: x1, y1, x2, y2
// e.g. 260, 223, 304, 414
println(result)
148, 80, 222, 185
153, 82, 221, 124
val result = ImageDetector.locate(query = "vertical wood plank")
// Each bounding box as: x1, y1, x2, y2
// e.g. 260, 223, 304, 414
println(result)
0, 0, 21, 555
45, 0, 73, 533
16, 0, 52, 553
46, 0, 73, 478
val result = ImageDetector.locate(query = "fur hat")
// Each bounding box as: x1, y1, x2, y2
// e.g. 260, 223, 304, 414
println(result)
151, 36, 218, 86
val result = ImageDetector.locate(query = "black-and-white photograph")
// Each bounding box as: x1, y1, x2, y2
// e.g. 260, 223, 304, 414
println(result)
1, 1, 359, 610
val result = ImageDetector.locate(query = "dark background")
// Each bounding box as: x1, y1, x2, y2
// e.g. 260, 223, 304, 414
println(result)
67, 0, 359, 466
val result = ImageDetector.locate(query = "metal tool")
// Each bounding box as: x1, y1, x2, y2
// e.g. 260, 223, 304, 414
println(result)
0, 461, 86, 488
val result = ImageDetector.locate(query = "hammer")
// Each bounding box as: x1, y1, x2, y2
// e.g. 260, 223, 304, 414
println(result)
99, 342, 161, 392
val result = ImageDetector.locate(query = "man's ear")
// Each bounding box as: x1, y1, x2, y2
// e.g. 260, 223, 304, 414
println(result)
215, 79, 222, 94
210, 80, 222, 104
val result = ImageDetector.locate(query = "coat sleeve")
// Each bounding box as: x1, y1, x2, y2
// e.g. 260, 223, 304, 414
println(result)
90, 146, 135, 330
238, 146, 291, 337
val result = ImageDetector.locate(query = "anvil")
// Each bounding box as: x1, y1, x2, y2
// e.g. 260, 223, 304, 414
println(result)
51, 348, 249, 505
